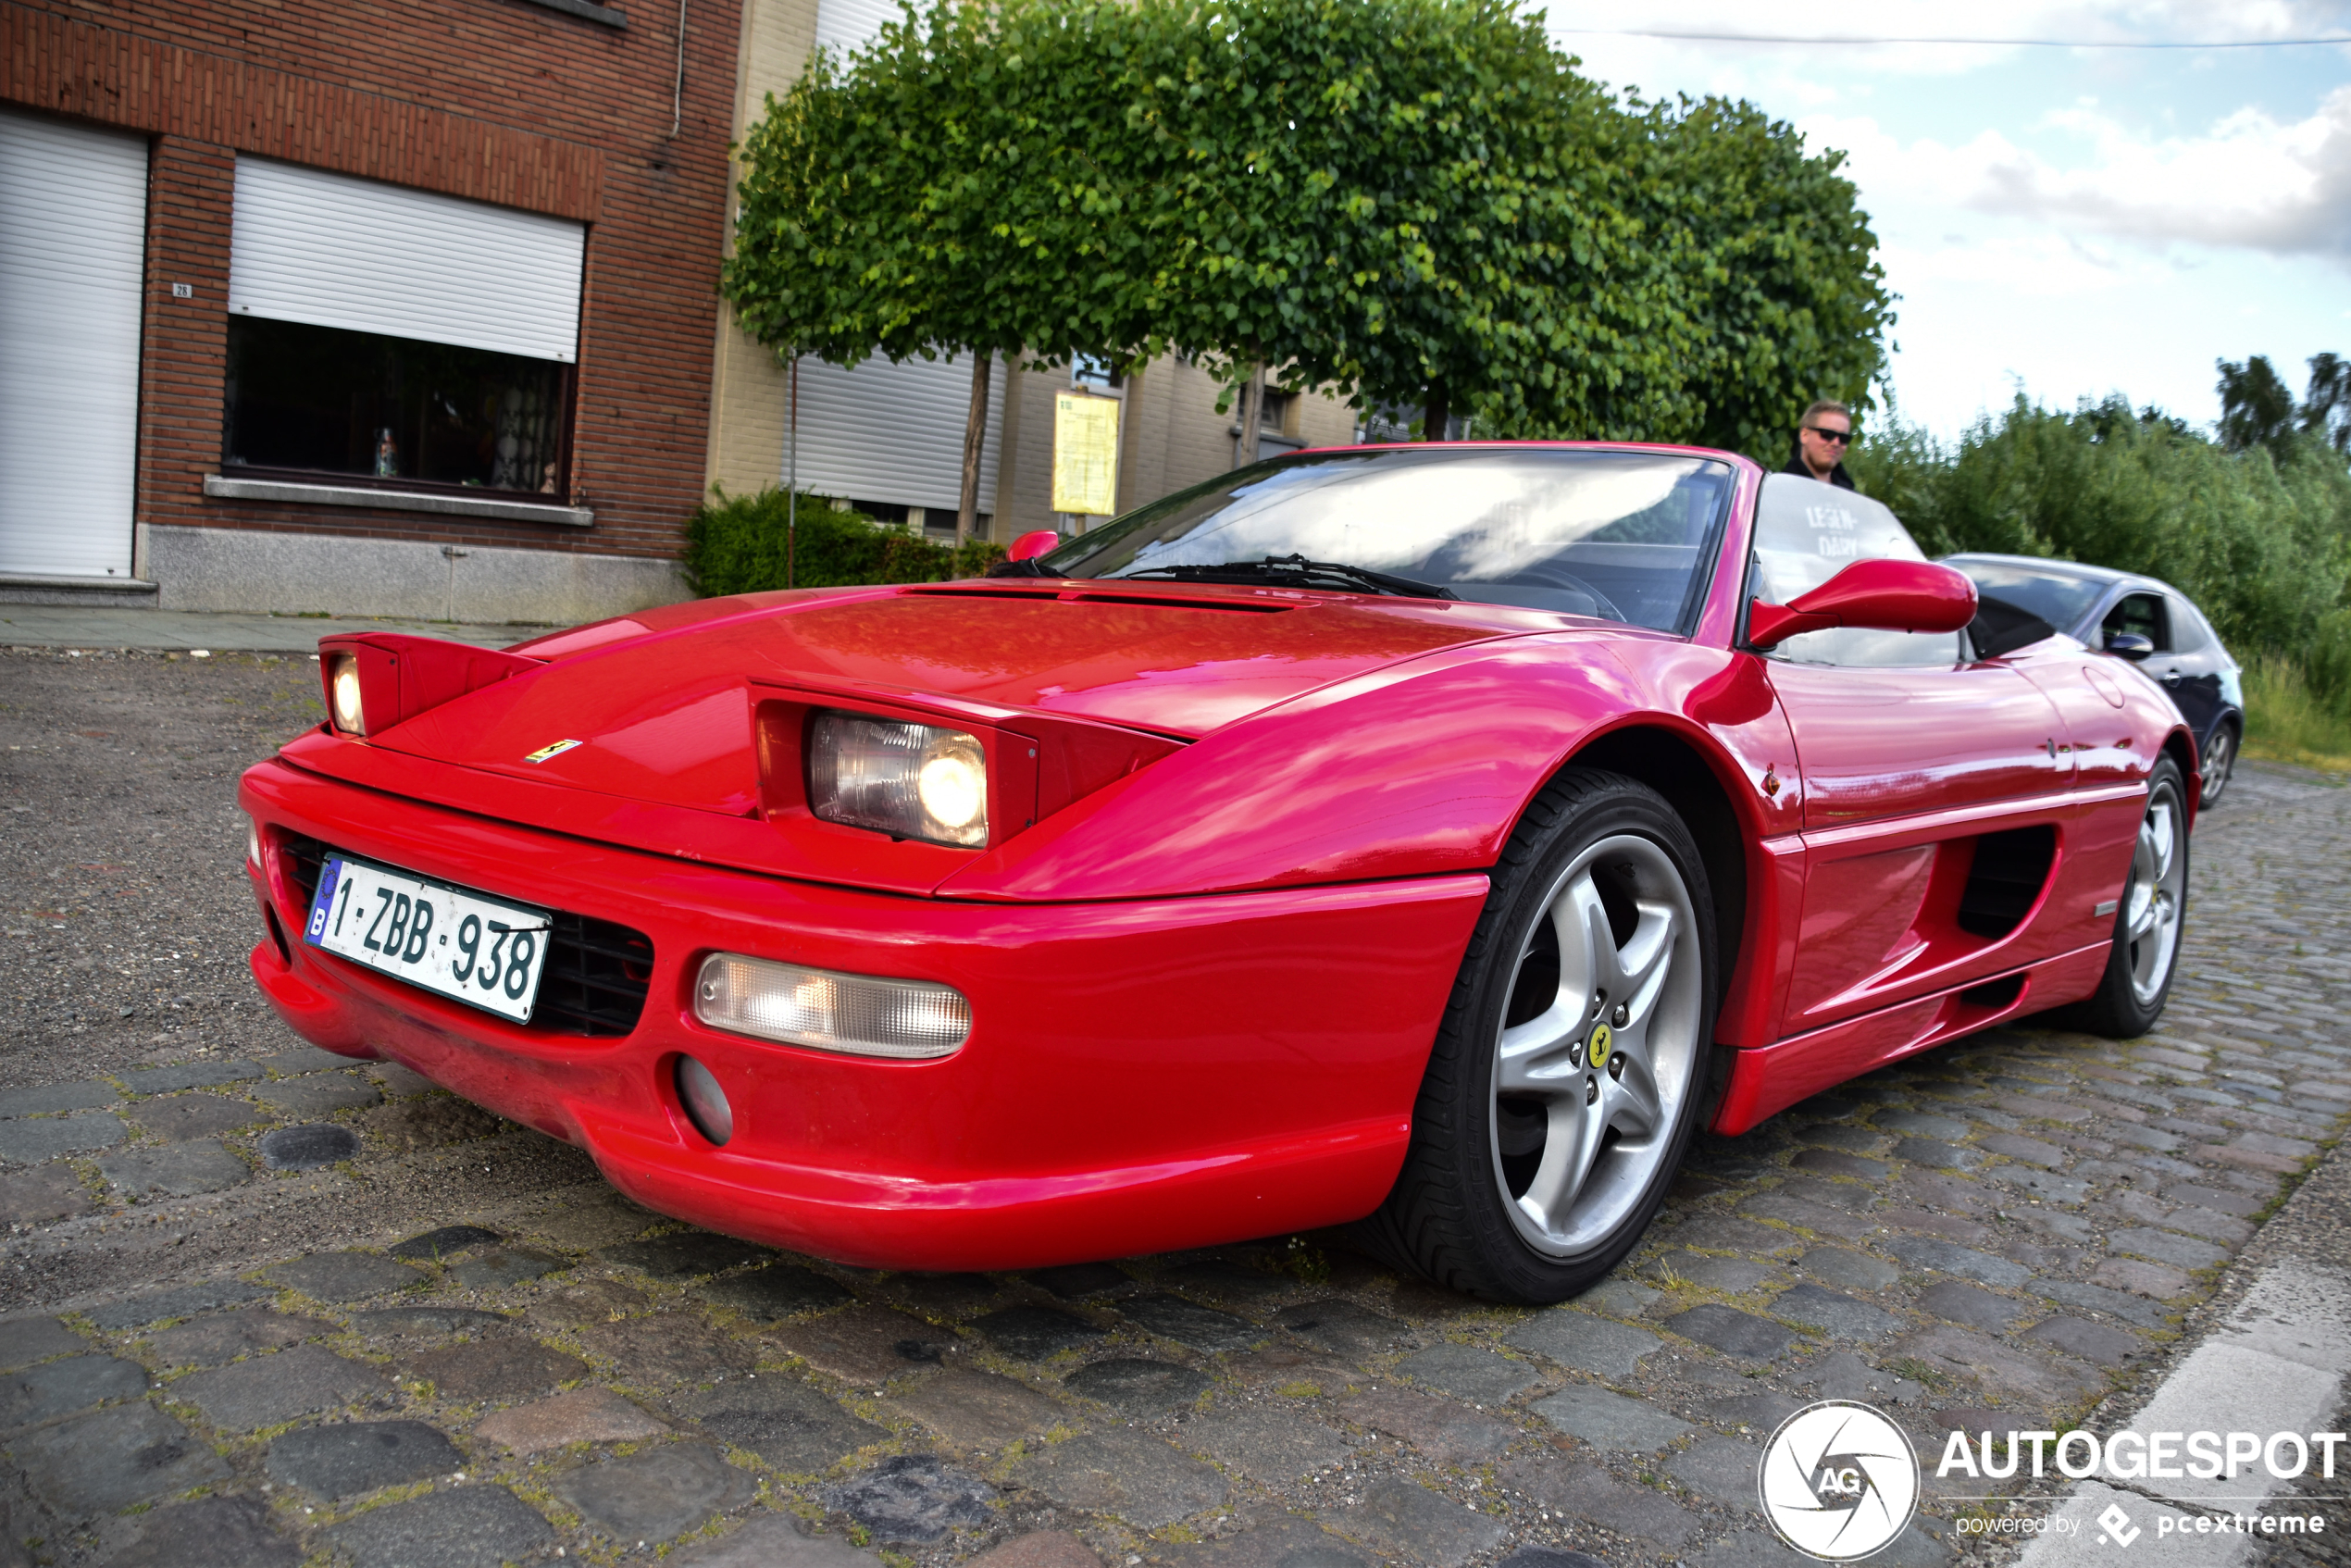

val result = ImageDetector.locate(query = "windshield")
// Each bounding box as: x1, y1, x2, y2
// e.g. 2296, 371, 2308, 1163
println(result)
1036, 447, 1735, 634
1947, 559, 2106, 633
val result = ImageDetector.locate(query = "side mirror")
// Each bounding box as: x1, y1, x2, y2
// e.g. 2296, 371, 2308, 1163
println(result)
2104, 632, 2155, 661
1007, 529, 1062, 564
1748, 558, 1978, 651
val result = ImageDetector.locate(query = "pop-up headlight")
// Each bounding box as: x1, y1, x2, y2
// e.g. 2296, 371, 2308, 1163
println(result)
694, 953, 970, 1059
806, 710, 989, 847
328, 654, 366, 735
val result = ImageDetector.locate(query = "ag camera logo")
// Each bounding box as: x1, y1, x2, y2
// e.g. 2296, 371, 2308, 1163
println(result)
1760, 1400, 1922, 1561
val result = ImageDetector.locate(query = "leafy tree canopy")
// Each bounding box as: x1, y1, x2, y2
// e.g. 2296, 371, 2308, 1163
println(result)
2220, 353, 2351, 459
722, 0, 1893, 448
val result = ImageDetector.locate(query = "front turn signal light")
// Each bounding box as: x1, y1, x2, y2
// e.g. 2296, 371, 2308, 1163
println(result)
694, 952, 970, 1060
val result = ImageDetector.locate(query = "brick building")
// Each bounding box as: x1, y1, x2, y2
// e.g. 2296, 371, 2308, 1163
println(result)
0, 0, 1362, 628
1, 0, 734, 622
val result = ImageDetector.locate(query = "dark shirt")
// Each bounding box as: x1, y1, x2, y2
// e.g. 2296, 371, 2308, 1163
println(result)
1782, 454, 1855, 491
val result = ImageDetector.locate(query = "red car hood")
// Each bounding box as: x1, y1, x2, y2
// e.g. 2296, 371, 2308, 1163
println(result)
371, 582, 1568, 817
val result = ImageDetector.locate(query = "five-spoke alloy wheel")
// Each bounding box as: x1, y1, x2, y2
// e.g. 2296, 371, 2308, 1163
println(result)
1365, 768, 1717, 1302
2059, 754, 2190, 1038
1490, 832, 1705, 1258
2199, 723, 2237, 807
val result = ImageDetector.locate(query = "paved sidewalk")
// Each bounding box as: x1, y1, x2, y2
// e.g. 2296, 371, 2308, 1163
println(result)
4, 648, 2349, 1568
0, 604, 554, 653
2013, 1194, 2351, 1566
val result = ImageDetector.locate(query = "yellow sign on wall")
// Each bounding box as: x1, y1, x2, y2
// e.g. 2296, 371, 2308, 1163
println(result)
1051, 392, 1122, 516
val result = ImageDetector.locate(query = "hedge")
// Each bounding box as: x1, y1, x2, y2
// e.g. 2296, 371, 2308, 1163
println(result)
683, 487, 1008, 597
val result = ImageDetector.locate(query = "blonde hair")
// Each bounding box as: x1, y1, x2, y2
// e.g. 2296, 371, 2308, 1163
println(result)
1801, 400, 1852, 429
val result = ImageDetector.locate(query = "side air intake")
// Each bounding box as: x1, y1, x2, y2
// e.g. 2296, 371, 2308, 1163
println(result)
1956, 825, 2058, 940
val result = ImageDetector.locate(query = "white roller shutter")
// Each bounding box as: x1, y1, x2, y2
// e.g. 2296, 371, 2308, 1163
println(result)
229, 157, 584, 362
815, 0, 902, 56
0, 109, 146, 580
789, 354, 1005, 515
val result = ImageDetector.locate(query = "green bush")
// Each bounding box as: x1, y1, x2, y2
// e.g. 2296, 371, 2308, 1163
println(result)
2245, 655, 2351, 766
683, 487, 1007, 597
1847, 395, 2351, 755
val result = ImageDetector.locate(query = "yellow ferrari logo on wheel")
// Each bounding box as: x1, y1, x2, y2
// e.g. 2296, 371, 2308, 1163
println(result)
1587, 1023, 1613, 1069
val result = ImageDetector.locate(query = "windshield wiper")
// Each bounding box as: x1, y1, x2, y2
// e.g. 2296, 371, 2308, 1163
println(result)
1119, 554, 1458, 601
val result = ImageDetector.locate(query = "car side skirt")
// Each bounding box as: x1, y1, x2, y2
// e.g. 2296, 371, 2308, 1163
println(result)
1710, 940, 2112, 1134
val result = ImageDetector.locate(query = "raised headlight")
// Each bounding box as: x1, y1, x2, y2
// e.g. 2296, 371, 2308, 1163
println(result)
694, 952, 971, 1059
807, 710, 989, 847
328, 654, 366, 736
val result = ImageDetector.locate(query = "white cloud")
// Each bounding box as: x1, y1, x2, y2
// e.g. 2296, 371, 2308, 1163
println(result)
1530, 1, 2351, 434
1798, 90, 2351, 261
1545, 2, 2351, 105
1981, 93, 2351, 255
1878, 231, 2153, 296
1542, 0, 2351, 56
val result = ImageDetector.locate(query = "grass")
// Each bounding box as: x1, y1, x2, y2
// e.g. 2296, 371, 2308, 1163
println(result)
2242, 655, 2351, 773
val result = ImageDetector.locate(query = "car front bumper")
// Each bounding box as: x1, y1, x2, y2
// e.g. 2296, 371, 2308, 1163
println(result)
239, 757, 1486, 1270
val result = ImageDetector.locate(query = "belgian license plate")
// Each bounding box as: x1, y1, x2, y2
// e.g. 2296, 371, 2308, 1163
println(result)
303, 855, 554, 1023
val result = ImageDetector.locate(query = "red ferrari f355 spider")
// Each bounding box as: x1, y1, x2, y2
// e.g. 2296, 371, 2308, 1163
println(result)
239, 444, 2194, 1301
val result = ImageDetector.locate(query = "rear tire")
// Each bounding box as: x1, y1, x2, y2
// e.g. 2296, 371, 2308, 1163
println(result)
2200, 722, 2237, 807
2053, 755, 2189, 1038
1360, 768, 1717, 1303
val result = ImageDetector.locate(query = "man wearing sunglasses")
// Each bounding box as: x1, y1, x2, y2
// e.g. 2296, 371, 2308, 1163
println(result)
1785, 400, 1858, 490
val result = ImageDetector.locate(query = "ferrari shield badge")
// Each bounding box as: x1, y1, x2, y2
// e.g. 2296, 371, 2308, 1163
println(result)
522, 739, 584, 764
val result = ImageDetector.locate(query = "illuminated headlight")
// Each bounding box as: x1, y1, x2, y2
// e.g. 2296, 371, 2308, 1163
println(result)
328, 654, 366, 735
807, 710, 988, 847
695, 952, 970, 1060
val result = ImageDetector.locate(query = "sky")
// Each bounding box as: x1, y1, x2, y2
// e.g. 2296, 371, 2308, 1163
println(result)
1536, 1, 2351, 441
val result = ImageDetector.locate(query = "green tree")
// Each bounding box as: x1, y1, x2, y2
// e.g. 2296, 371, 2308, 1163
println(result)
2298, 353, 2349, 454
2217, 355, 2297, 457
724, 0, 1175, 535
1629, 95, 1895, 462
725, 0, 1895, 488
1116, 0, 1699, 441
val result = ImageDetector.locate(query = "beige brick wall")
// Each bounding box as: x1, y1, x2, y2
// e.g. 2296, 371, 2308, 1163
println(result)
703, 0, 822, 502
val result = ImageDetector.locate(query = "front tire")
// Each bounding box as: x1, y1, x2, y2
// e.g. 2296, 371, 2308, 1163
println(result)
2055, 755, 2189, 1038
1362, 768, 1717, 1303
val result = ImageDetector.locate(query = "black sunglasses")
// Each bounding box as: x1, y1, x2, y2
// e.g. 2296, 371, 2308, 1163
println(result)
1806, 426, 1853, 443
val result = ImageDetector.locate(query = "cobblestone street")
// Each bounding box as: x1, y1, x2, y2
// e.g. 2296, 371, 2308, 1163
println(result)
4, 647, 2348, 1568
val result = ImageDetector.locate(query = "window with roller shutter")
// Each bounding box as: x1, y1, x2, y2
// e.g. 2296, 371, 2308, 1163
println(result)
220, 157, 588, 501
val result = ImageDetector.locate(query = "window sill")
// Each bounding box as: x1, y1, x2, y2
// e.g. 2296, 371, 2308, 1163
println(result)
205, 475, 594, 528
510, 0, 628, 27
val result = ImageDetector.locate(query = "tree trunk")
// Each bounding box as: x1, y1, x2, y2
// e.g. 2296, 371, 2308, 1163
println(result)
1236, 366, 1264, 467
1422, 380, 1450, 442
957, 348, 992, 545
786, 349, 799, 590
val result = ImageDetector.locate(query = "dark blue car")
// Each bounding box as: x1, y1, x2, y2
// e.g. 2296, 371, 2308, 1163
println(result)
1944, 553, 2245, 804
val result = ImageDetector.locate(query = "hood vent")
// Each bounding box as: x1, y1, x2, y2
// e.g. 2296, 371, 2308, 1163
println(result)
902, 586, 1291, 615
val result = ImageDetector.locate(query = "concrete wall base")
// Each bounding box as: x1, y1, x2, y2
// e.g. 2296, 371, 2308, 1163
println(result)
0, 576, 163, 608
149, 525, 693, 624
